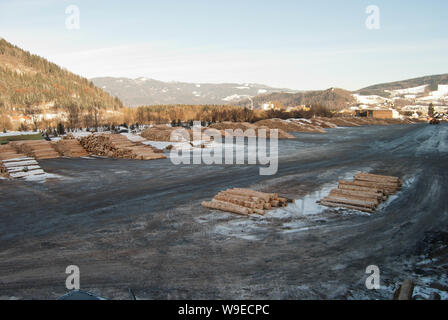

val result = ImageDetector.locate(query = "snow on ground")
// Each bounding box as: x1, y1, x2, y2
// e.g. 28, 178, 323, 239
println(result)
287, 118, 312, 124
21, 172, 61, 183
388, 85, 428, 96
142, 139, 224, 152
120, 132, 146, 143
0, 131, 38, 137
418, 84, 448, 101
121, 130, 235, 152
222, 94, 242, 101
412, 273, 448, 300
353, 94, 390, 105
69, 131, 93, 138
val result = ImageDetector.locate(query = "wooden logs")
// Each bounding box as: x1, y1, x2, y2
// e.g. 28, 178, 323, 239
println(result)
79, 134, 166, 160
355, 172, 401, 184
330, 188, 383, 201
338, 183, 384, 194
329, 190, 380, 205
321, 195, 377, 209
214, 194, 260, 209
0, 157, 47, 180
226, 188, 274, 202
339, 180, 398, 195
202, 200, 249, 216
320, 172, 402, 213
10, 140, 60, 160
394, 279, 415, 300
53, 139, 89, 158
319, 200, 374, 213
202, 187, 289, 216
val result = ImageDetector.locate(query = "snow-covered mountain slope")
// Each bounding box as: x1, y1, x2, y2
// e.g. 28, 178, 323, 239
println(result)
91, 77, 295, 107
354, 74, 448, 108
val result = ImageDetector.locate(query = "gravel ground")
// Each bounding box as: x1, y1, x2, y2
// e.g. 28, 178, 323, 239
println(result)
0, 123, 447, 300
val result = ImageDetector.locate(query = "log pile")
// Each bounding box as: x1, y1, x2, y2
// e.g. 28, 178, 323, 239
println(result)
53, 139, 89, 158
79, 134, 166, 160
0, 157, 45, 179
10, 140, 60, 160
0, 144, 27, 161
202, 188, 291, 216
318, 172, 402, 213
0, 160, 7, 177
141, 126, 192, 142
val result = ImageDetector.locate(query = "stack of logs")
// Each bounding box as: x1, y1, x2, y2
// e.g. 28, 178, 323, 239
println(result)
202, 188, 290, 216
0, 160, 7, 177
0, 144, 26, 161
10, 140, 61, 160
53, 139, 89, 158
79, 134, 166, 160
319, 172, 402, 213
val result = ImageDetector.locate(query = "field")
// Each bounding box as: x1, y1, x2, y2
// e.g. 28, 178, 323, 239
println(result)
0, 133, 43, 144
0, 123, 447, 300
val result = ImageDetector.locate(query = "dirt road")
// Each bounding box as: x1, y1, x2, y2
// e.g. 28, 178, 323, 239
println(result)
0, 123, 447, 299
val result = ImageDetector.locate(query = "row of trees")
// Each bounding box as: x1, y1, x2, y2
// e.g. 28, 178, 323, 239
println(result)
130, 104, 335, 125
2, 101, 338, 132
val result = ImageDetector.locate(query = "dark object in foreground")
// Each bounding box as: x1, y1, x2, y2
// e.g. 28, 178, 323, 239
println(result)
58, 290, 106, 300
393, 279, 415, 300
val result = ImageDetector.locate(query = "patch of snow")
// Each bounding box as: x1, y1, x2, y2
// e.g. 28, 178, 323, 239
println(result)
420, 84, 448, 100
70, 132, 92, 138
288, 118, 312, 124
222, 94, 242, 102
353, 94, 390, 105
22, 172, 61, 183
389, 85, 428, 95
121, 132, 146, 143
0, 131, 38, 137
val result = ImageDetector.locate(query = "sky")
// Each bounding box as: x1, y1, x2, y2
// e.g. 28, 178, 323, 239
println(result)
0, 0, 447, 90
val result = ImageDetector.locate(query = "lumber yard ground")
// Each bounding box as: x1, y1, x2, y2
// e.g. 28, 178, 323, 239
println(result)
0, 123, 447, 300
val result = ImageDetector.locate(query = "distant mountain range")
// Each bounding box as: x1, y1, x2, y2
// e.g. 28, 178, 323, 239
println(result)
91, 77, 296, 107
93, 73, 448, 110
1, 38, 446, 113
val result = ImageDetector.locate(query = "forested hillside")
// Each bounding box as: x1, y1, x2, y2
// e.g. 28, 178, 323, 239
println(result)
237, 88, 356, 110
0, 39, 123, 113
357, 73, 448, 97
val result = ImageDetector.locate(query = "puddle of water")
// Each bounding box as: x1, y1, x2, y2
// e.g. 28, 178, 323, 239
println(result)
270, 168, 373, 217
196, 168, 381, 239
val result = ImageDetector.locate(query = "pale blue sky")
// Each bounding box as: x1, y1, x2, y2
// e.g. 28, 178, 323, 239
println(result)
0, 0, 447, 90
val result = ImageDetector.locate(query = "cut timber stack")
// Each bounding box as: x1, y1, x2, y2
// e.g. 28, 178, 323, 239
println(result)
0, 157, 45, 179
10, 140, 60, 160
53, 139, 89, 158
202, 188, 291, 216
0, 144, 27, 161
318, 172, 402, 213
79, 134, 166, 160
